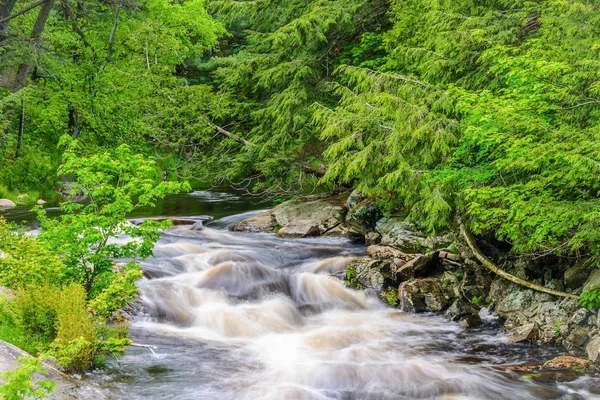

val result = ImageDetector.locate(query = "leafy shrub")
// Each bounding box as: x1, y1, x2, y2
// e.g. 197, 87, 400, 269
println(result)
0, 356, 56, 400
580, 285, 600, 310
0, 219, 65, 289
8, 284, 59, 341
345, 265, 364, 290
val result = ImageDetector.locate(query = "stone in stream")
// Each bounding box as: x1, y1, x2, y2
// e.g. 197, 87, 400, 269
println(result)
229, 192, 357, 238
0, 199, 16, 208
37, 199, 47, 205
505, 323, 537, 343
398, 278, 450, 313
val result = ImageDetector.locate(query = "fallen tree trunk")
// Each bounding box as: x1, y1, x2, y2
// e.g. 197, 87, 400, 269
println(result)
458, 216, 579, 300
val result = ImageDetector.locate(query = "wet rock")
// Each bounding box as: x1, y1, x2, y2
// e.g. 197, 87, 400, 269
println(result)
505, 323, 537, 343
445, 298, 479, 322
398, 278, 450, 313
563, 327, 589, 352
542, 356, 590, 371
0, 199, 16, 208
229, 211, 276, 233
564, 262, 591, 290
586, 336, 600, 363
277, 221, 320, 238
232, 193, 350, 238
345, 199, 382, 235
348, 258, 383, 290
130, 216, 211, 227
460, 315, 482, 328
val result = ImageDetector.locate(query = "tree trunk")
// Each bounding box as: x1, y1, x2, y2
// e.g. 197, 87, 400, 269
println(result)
14, 0, 55, 91
458, 216, 579, 300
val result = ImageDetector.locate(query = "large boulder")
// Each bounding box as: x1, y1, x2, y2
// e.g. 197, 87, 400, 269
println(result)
583, 269, 600, 291
586, 336, 600, 363
345, 199, 382, 235
231, 192, 352, 238
229, 211, 276, 233
0, 199, 16, 208
374, 217, 451, 253
564, 262, 592, 290
505, 323, 537, 343
398, 278, 450, 313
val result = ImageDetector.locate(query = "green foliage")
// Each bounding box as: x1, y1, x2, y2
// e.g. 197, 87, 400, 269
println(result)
382, 287, 398, 307
37, 137, 190, 295
345, 265, 363, 290
0, 356, 56, 400
0, 219, 65, 290
580, 285, 600, 310
471, 295, 483, 306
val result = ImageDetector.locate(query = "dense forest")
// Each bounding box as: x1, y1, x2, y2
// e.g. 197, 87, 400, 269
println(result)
1, 0, 600, 396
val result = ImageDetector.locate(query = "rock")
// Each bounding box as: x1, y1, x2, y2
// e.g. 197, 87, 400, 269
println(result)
398, 278, 450, 313
345, 199, 382, 235
231, 193, 349, 237
496, 287, 536, 318
277, 221, 320, 238
348, 258, 383, 290
322, 223, 362, 238
0, 199, 16, 208
570, 308, 591, 325
583, 269, 600, 291
445, 298, 479, 322
229, 211, 276, 233
0, 340, 103, 399
36, 199, 47, 205
564, 262, 592, 290
505, 323, 537, 343
375, 217, 450, 253
345, 189, 366, 211
130, 216, 211, 227
439, 250, 461, 262
367, 245, 410, 261
586, 336, 600, 363
542, 356, 590, 371
563, 327, 589, 352
459, 315, 482, 328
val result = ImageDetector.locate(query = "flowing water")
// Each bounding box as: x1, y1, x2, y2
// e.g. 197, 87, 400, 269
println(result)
3, 191, 600, 399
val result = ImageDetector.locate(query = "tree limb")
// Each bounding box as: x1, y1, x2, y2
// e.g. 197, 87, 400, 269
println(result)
459, 216, 579, 300
0, 0, 46, 23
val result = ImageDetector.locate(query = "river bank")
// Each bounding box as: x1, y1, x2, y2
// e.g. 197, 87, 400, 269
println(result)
229, 190, 600, 365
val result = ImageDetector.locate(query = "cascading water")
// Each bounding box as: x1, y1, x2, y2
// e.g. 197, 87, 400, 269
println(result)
83, 203, 600, 399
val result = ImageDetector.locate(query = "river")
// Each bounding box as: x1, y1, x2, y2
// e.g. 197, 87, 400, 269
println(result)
2, 191, 599, 399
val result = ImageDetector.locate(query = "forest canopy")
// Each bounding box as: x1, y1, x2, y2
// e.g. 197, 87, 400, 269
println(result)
1, 0, 599, 259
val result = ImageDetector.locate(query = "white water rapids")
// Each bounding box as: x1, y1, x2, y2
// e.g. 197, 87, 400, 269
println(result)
88, 211, 600, 399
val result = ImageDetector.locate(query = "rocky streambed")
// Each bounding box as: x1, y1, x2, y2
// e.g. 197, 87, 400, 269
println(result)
230, 190, 600, 369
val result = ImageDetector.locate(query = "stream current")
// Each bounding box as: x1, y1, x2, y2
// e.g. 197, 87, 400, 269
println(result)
3, 191, 599, 399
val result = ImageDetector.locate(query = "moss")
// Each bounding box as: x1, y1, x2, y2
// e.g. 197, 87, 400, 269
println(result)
382, 287, 398, 307
345, 266, 363, 290
273, 224, 283, 233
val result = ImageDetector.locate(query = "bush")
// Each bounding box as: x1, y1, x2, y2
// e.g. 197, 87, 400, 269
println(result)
0, 356, 56, 400
0, 218, 65, 290
580, 285, 600, 310
8, 284, 59, 341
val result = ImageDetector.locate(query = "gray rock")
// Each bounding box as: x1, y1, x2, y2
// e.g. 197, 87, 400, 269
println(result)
586, 336, 600, 363
583, 269, 600, 291
445, 299, 479, 322
36, 199, 47, 205
506, 323, 537, 343
398, 278, 450, 313
349, 258, 384, 290
564, 262, 592, 290
345, 189, 366, 211
375, 217, 452, 253
563, 327, 589, 351
0, 199, 16, 208
277, 221, 320, 238
345, 199, 382, 235
570, 308, 591, 325
229, 211, 276, 233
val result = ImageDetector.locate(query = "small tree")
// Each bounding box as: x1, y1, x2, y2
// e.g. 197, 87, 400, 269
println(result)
37, 136, 190, 297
